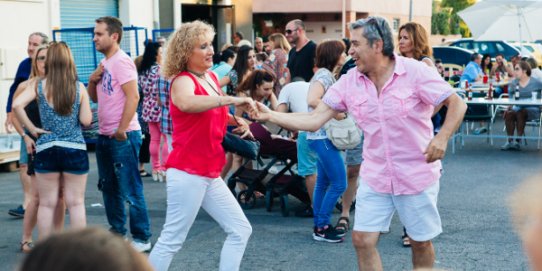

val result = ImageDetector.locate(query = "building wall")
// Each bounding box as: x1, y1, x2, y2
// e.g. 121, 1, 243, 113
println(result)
253, 0, 343, 13
0, 0, 51, 133
0, 0, 155, 133
253, 0, 432, 40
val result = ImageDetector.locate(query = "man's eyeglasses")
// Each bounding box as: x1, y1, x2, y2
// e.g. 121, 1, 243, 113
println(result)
285, 28, 298, 35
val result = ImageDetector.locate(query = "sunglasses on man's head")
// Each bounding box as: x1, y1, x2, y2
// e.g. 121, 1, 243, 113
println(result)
285, 28, 298, 35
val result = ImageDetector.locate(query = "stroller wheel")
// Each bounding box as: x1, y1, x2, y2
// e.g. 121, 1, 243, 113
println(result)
335, 197, 356, 212
280, 195, 289, 217
265, 190, 274, 212
238, 190, 257, 209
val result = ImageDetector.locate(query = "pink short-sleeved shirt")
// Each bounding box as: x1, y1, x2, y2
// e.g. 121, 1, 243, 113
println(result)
97, 49, 141, 136
322, 55, 454, 195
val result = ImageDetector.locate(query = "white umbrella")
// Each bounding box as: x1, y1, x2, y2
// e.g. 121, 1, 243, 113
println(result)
458, 0, 542, 42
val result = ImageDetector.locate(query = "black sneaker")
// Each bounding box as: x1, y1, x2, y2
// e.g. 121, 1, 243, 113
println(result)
8, 205, 25, 218
313, 225, 343, 243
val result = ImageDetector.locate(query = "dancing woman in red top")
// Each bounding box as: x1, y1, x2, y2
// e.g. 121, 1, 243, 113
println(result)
148, 21, 255, 271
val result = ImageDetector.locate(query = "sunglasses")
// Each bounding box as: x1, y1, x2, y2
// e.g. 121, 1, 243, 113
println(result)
285, 28, 298, 35
367, 17, 384, 39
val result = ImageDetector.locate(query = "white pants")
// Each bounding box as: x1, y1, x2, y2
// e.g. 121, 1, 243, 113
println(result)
148, 168, 252, 271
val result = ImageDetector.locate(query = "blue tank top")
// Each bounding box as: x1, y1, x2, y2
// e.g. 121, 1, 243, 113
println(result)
35, 80, 86, 153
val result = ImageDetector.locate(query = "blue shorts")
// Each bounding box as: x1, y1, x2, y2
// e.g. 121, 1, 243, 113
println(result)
34, 146, 89, 175
345, 134, 364, 166
19, 137, 28, 165
297, 132, 317, 177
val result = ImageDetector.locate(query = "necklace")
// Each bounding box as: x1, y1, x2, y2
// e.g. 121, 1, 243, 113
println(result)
187, 69, 206, 79
188, 70, 222, 97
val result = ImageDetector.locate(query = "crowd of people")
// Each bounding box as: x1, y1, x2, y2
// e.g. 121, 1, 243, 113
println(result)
4, 14, 541, 271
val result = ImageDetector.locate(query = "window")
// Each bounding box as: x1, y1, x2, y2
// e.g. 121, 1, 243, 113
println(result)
393, 18, 400, 32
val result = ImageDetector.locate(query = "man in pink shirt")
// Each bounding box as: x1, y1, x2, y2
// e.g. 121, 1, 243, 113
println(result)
87, 16, 152, 253
250, 17, 467, 270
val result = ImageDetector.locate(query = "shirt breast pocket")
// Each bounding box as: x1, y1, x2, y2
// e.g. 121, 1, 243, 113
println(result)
350, 95, 370, 124
388, 89, 415, 119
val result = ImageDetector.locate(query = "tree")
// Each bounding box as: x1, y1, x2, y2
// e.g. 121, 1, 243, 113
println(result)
432, 0, 475, 37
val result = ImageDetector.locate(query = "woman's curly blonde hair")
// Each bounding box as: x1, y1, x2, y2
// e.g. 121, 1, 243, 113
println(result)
162, 20, 215, 78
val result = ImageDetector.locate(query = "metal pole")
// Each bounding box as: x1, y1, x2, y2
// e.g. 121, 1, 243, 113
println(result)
409, 0, 413, 22
342, 0, 346, 38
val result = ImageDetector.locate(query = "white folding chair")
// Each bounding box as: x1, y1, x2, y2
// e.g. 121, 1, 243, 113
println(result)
524, 111, 542, 149
492, 93, 509, 124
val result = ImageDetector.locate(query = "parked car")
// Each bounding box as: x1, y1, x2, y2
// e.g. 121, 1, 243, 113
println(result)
433, 46, 473, 67
510, 42, 542, 67
449, 39, 520, 60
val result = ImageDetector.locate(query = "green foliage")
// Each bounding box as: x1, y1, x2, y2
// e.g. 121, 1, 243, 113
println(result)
441, 0, 476, 12
432, 12, 450, 35
432, 0, 475, 37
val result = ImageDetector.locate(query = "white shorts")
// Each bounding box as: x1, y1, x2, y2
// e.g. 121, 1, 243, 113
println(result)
353, 180, 442, 242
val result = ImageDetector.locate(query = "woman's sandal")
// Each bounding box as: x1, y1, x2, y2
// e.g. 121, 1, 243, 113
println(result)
401, 234, 411, 247
20, 241, 34, 253
335, 216, 350, 236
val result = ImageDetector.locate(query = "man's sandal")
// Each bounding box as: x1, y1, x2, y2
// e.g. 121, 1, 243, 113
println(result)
20, 241, 34, 253
334, 216, 350, 237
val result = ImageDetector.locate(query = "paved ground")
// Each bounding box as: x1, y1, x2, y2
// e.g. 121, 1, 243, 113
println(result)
1, 125, 541, 271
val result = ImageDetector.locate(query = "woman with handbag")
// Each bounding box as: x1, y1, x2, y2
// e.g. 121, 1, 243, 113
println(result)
306, 40, 348, 243
148, 21, 255, 271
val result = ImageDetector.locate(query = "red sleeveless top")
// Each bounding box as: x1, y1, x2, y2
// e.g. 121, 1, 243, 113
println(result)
165, 71, 228, 178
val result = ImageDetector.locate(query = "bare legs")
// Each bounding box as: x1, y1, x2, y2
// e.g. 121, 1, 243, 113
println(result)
341, 164, 360, 218
21, 175, 66, 250
352, 231, 435, 271
353, 231, 383, 271
305, 174, 316, 203
505, 109, 528, 141
36, 172, 86, 239
19, 165, 32, 209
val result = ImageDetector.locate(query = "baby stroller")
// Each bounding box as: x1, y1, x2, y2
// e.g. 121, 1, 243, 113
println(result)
227, 123, 311, 216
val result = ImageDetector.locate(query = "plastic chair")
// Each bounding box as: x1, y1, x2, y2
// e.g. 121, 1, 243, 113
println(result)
492, 93, 509, 124
459, 92, 493, 147
524, 112, 542, 149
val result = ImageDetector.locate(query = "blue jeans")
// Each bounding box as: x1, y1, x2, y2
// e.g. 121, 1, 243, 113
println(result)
309, 138, 347, 228
96, 131, 151, 242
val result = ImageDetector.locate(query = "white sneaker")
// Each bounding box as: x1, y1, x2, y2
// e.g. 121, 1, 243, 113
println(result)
159, 171, 166, 182
131, 240, 151, 253
152, 171, 159, 182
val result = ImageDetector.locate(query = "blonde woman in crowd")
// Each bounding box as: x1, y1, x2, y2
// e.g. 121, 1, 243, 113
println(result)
148, 21, 253, 271
265, 33, 291, 95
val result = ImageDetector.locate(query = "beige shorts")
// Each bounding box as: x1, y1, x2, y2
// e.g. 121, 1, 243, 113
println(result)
353, 180, 442, 242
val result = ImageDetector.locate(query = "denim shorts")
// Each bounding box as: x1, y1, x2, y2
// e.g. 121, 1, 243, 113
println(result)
345, 134, 364, 166
296, 132, 317, 177
34, 146, 89, 175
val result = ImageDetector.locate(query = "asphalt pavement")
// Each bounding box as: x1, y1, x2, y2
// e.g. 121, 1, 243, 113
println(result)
1, 128, 541, 271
